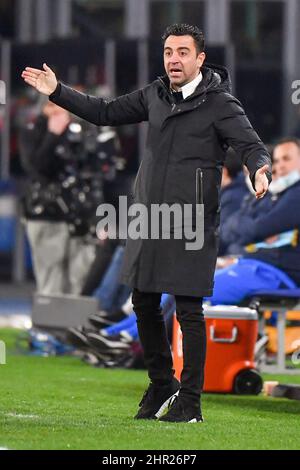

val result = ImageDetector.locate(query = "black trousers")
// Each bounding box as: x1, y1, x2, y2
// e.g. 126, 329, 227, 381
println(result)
132, 288, 206, 404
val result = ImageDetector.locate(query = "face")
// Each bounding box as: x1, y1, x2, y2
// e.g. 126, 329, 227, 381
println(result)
273, 142, 300, 177
164, 35, 205, 89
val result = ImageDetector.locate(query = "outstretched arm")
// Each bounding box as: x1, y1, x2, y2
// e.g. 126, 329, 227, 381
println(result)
21, 64, 149, 126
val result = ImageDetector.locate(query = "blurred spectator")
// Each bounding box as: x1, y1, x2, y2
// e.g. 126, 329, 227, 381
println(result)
209, 137, 300, 305
219, 168, 273, 258
219, 148, 249, 255
220, 147, 248, 223
19, 100, 112, 295
92, 245, 131, 312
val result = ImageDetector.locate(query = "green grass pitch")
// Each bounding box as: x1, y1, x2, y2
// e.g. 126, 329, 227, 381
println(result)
0, 328, 300, 450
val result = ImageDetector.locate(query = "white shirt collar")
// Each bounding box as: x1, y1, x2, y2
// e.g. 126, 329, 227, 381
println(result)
172, 71, 203, 100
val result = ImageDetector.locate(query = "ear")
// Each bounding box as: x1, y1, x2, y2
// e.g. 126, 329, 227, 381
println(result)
197, 52, 206, 68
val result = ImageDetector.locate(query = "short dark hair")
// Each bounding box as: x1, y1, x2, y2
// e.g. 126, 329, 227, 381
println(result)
275, 136, 300, 151
162, 24, 205, 54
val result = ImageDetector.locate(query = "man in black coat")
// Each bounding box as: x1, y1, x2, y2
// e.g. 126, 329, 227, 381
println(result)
22, 24, 271, 423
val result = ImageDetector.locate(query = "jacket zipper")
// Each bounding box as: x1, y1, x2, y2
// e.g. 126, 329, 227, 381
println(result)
196, 168, 203, 205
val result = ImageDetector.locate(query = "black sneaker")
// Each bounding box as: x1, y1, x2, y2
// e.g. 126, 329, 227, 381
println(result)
88, 309, 127, 329
86, 331, 132, 355
159, 396, 203, 423
134, 378, 180, 420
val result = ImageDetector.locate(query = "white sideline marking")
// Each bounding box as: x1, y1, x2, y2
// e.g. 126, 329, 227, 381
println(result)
5, 413, 39, 420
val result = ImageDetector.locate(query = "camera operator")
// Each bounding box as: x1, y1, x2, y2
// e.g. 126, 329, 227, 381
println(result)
19, 99, 104, 295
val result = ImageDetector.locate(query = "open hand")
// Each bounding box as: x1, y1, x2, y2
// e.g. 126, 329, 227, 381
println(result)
254, 164, 270, 199
21, 63, 57, 96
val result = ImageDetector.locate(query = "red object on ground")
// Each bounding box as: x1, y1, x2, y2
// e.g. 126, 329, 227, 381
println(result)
172, 305, 261, 394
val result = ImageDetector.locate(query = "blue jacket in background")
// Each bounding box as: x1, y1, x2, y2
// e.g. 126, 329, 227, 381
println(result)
236, 181, 300, 286
220, 172, 249, 226
220, 189, 272, 256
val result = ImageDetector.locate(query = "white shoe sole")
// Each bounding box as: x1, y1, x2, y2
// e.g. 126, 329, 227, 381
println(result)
154, 391, 179, 419
188, 418, 204, 423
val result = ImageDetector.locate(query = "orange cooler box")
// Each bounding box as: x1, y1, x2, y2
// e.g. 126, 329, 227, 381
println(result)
173, 306, 262, 394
